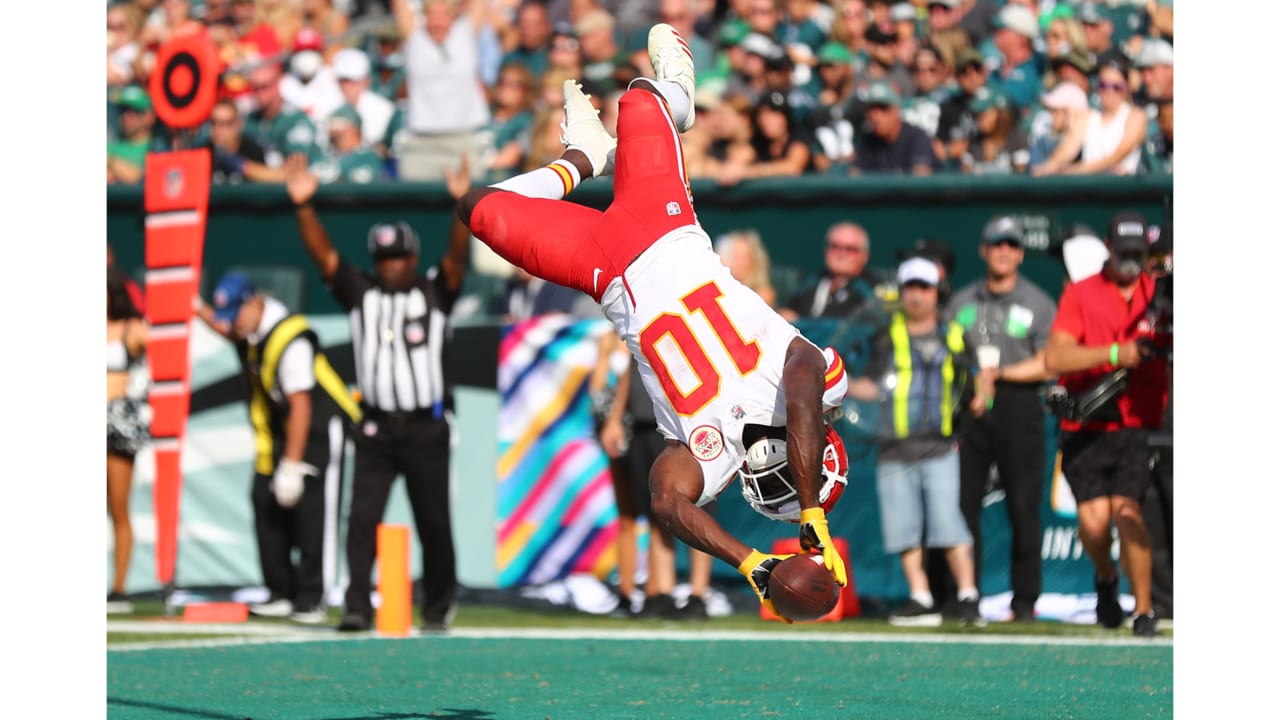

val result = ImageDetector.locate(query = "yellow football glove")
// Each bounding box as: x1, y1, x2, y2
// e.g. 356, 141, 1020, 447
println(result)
737, 549, 794, 624
799, 507, 847, 587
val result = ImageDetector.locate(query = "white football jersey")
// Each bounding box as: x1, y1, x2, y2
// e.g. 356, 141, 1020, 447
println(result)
600, 227, 849, 505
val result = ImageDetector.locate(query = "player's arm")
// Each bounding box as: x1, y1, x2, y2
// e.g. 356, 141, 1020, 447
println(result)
782, 337, 848, 586
284, 153, 340, 281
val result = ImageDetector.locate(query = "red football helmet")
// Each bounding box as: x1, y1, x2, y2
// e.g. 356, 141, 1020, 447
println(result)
738, 423, 849, 523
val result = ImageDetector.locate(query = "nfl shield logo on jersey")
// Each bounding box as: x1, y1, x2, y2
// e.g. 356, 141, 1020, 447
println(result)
666, 201, 682, 216
688, 425, 724, 461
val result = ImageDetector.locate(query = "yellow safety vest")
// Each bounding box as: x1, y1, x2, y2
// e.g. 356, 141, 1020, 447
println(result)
246, 315, 361, 475
888, 312, 967, 439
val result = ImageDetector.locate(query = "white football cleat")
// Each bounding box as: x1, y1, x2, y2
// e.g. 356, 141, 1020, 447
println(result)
560, 79, 616, 178
648, 22, 697, 132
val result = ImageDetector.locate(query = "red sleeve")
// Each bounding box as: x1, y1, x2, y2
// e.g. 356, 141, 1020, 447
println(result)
1050, 282, 1083, 339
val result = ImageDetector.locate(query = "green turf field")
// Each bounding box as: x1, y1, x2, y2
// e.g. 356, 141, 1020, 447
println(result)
107, 606, 1172, 719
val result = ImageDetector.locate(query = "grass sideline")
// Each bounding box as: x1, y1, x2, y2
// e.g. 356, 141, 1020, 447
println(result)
107, 600, 1172, 646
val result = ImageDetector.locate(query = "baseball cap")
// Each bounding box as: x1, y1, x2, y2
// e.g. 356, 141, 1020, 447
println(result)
817, 41, 854, 66
718, 18, 751, 48
1134, 38, 1173, 68
212, 272, 258, 323
864, 80, 901, 107
757, 90, 791, 115
996, 5, 1039, 40
968, 86, 1011, 114
896, 238, 956, 278
890, 3, 917, 22
328, 103, 362, 130
897, 257, 941, 287
954, 47, 984, 72
333, 48, 372, 81
367, 221, 421, 259
1107, 211, 1149, 253
116, 85, 153, 112
1078, 2, 1105, 24
981, 215, 1024, 245
1042, 82, 1087, 111
741, 32, 783, 60
293, 26, 324, 53
1051, 47, 1093, 76
928, 0, 960, 8
574, 9, 614, 37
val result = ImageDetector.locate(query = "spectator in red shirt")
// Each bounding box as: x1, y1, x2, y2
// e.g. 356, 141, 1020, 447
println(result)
1044, 210, 1169, 638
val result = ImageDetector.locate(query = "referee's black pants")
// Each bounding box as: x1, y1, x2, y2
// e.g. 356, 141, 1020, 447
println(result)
344, 411, 455, 625
957, 383, 1047, 613
252, 415, 347, 610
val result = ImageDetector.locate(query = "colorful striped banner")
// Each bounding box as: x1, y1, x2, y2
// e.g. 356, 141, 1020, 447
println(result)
495, 315, 621, 587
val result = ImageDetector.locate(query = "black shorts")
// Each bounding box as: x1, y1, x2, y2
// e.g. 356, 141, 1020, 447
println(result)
1060, 428, 1151, 503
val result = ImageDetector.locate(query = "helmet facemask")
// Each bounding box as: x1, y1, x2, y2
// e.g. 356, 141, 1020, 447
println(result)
738, 424, 849, 523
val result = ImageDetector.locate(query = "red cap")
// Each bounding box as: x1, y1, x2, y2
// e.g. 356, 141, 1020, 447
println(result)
293, 26, 324, 52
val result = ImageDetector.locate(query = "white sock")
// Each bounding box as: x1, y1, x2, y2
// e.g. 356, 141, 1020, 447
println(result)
630, 77, 691, 129
957, 588, 979, 602
910, 590, 935, 608
491, 159, 581, 199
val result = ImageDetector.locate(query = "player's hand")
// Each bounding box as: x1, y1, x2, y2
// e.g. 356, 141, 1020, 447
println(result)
799, 507, 847, 587
271, 458, 317, 508
284, 153, 319, 207
737, 549, 794, 624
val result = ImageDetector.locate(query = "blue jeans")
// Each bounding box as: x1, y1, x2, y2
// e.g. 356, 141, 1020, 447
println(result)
877, 449, 972, 554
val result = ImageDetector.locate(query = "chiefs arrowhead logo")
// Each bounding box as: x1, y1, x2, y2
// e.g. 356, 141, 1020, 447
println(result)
688, 425, 724, 461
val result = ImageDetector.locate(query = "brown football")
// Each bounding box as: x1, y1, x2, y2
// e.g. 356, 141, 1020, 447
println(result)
768, 554, 839, 622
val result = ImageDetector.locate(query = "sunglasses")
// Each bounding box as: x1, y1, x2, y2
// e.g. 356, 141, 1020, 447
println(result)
1097, 80, 1127, 93
827, 243, 866, 254
211, 116, 237, 126
986, 238, 1022, 249
913, 64, 940, 74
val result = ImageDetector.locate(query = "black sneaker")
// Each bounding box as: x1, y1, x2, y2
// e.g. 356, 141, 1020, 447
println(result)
679, 594, 709, 620
1132, 612, 1158, 637
337, 612, 371, 632
420, 618, 449, 634
889, 599, 942, 627
1095, 575, 1124, 629
1010, 603, 1037, 623
958, 599, 985, 627
636, 594, 678, 619
106, 591, 134, 615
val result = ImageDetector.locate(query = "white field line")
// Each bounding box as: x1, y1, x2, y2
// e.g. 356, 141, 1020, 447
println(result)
107, 623, 1172, 652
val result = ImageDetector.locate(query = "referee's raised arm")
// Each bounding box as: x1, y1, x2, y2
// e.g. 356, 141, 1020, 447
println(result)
439, 154, 473, 294
284, 153, 339, 281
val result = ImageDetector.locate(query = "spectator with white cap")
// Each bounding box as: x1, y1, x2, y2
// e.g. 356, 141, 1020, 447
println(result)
847, 255, 991, 628
332, 47, 396, 150
986, 3, 1042, 115
280, 26, 345, 128
1133, 38, 1173, 112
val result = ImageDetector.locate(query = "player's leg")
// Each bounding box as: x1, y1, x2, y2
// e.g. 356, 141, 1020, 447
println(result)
456, 80, 615, 298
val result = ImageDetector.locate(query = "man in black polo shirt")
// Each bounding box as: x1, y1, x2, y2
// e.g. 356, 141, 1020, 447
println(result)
945, 215, 1058, 621
283, 153, 472, 632
851, 81, 937, 175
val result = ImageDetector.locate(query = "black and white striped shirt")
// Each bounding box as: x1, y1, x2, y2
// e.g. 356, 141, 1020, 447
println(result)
328, 258, 458, 416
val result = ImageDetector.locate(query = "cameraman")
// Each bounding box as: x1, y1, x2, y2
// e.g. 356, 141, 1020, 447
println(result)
1044, 211, 1170, 638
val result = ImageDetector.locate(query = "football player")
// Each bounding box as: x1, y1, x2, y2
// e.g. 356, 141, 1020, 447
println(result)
456, 24, 849, 622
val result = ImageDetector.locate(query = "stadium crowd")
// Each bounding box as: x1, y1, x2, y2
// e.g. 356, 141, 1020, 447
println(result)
106, 0, 1173, 186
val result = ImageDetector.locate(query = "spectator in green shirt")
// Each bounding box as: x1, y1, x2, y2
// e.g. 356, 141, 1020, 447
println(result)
107, 86, 158, 185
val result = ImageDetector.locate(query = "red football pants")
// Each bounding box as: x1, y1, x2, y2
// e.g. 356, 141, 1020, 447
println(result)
470, 87, 697, 302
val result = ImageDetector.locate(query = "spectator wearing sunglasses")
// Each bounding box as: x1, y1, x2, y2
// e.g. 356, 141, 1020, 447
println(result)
779, 221, 889, 322
901, 43, 950, 139
1032, 59, 1144, 176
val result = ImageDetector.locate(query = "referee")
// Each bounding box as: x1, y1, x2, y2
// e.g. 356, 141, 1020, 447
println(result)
283, 153, 473, 632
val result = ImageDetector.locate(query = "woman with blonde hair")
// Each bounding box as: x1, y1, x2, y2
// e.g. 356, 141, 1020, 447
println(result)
714, 228, 778, 308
